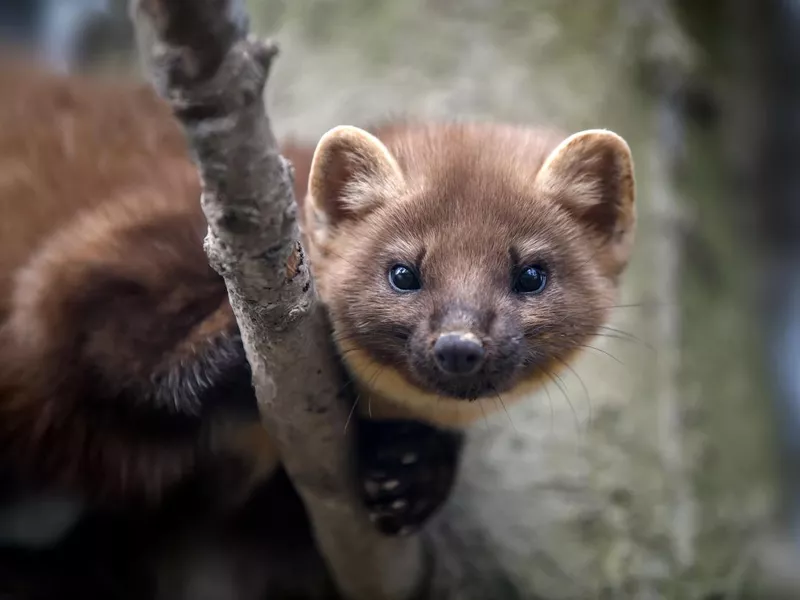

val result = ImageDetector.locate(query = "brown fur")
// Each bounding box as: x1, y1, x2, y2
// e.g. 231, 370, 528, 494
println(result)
0, 58, 303, 503
304, 123, 636, 426
0, 56, 636, 505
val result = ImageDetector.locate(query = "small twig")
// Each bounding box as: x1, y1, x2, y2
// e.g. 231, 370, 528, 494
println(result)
128, 1, 425, 598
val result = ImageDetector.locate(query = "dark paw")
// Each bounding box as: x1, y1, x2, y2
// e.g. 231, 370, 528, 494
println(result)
356, 419, 463, 536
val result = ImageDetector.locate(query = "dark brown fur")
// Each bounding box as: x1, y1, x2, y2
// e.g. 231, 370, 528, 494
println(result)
0, 58, 311, 503
0, 56, 635, 511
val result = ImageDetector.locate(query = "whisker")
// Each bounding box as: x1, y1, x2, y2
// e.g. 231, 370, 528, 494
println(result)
553, 368, 585, 437
534, 338, 626, 366
553, 355, 592, 429
494, 388, 517, 432
344, 394, 360, 433
607, 301, 665, 310
576, 344, 624, 365
539, 366, 581, 436
491, 394, 502, 418
335, 372, 359, 396
539, 301, 662, 322
597, 324, 647, 345
542, 377, 555, 433
590, 333, 645, 347
353, 359, 385, 420
527, 328, 638, 347
478, 396, 490, 430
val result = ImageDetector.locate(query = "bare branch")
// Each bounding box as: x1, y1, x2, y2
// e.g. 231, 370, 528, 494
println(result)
128, 1, 425, 598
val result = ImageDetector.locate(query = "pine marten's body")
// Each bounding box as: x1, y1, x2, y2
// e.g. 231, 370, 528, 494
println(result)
0, 59, 636, 538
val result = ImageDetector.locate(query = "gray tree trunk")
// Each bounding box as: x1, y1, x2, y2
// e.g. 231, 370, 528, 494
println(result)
242, 0, 782, 597
74, 0, 790, 597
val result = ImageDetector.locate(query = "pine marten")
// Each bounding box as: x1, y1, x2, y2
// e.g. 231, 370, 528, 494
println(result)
0, 57, 636, 540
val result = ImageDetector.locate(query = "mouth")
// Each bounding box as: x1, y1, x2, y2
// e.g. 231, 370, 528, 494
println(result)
417, 374, 507, 401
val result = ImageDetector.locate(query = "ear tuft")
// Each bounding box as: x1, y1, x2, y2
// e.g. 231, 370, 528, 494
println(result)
535, 129, 636, 272
307, 125, 405, 233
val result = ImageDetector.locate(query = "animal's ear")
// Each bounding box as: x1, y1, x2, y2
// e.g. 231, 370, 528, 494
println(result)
307, 125, 405, 234
535, 129, 636, 272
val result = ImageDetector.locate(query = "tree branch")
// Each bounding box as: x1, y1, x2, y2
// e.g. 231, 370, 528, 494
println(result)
128, 1, 425, 598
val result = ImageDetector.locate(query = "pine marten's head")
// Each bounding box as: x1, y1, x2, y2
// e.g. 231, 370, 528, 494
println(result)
301, 123, 636, 426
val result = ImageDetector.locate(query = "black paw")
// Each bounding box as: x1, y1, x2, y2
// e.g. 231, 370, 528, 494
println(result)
356, 419, 464, 536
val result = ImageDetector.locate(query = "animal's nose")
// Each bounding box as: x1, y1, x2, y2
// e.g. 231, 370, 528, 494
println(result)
433, 332, 485, 376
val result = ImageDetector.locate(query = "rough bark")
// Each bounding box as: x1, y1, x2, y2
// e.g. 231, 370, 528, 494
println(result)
128, 1, 424, 599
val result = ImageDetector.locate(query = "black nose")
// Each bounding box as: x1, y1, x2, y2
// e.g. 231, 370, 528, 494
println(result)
433, 333, 485, 375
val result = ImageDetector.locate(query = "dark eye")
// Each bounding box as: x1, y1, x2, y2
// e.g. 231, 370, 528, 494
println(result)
388, 264, 421, 292
513, 265, 548, 294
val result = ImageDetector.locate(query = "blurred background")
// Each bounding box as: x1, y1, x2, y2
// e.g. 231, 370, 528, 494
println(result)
1, 0, 800, 598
